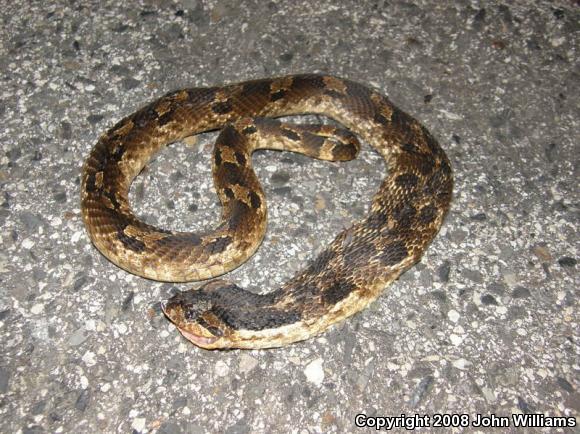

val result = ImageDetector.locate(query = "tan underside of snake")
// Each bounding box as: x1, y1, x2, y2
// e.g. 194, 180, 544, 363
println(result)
81, 74, 452, 349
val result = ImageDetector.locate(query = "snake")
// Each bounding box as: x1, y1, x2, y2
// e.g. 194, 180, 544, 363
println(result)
80, 74, 452, 349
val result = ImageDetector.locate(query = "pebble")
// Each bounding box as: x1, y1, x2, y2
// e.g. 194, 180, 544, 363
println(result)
314, 195, 326, 211
481, 294, 498, 305
558, 257, 576, 267
449, 334, 463, 346
410, 376, 434, 407
481, 386, 496, 403
503, 272, 518, 286
80, 375, 89, 389
116, 323, 128, 335
512, 286, 531, 298
452, 358, 470, 369
75, 389, 90, 411
270, 171, 290, 185
82, 351, 97, 367
71, 231, 83, 243
131, 417, 146, 432
30, 303, 44, 315
214, 360, 230, 377
447, 309, 460, 323
22, 239, 35, 249
438, 260, 451, 282
68, 328, 88, 346
238, 354, 258, 374
464, 269, 484, 284
304, 358, 324, 386
19, 211, 44, 232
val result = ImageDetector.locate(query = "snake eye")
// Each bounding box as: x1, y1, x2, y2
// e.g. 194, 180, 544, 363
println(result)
164, 289, 211, 316
196, 316, 225, 337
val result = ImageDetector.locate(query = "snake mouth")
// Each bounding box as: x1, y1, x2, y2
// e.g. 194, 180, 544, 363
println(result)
177, 327, 220, 348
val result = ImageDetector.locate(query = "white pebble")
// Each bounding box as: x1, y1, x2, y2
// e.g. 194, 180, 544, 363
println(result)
85, 319, 96, 331
551, 36, 565, 47
447, 309, 460, 323
238, 353, 258, 373
214, 360, 229, 377
82, 351, 97, 367
22, 239, 35, 249
71, 231, 83, 243
80, 375, 89, 389
452, 358, 470, 369
30, 303, 44, 314
131, 417, 146, 432
449, 333, 463, 346
304, 358, 325, 386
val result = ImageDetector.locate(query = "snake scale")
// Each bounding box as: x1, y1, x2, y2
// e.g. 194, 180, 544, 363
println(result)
81, 74, 452, 349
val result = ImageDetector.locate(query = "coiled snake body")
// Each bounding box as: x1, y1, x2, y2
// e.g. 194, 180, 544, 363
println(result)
81, 74, 452, 349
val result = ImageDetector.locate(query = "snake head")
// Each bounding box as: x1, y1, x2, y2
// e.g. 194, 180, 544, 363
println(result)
162, 280, 234, 349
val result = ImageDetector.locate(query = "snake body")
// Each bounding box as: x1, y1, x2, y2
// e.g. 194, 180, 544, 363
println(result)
81, 74, 452, 349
